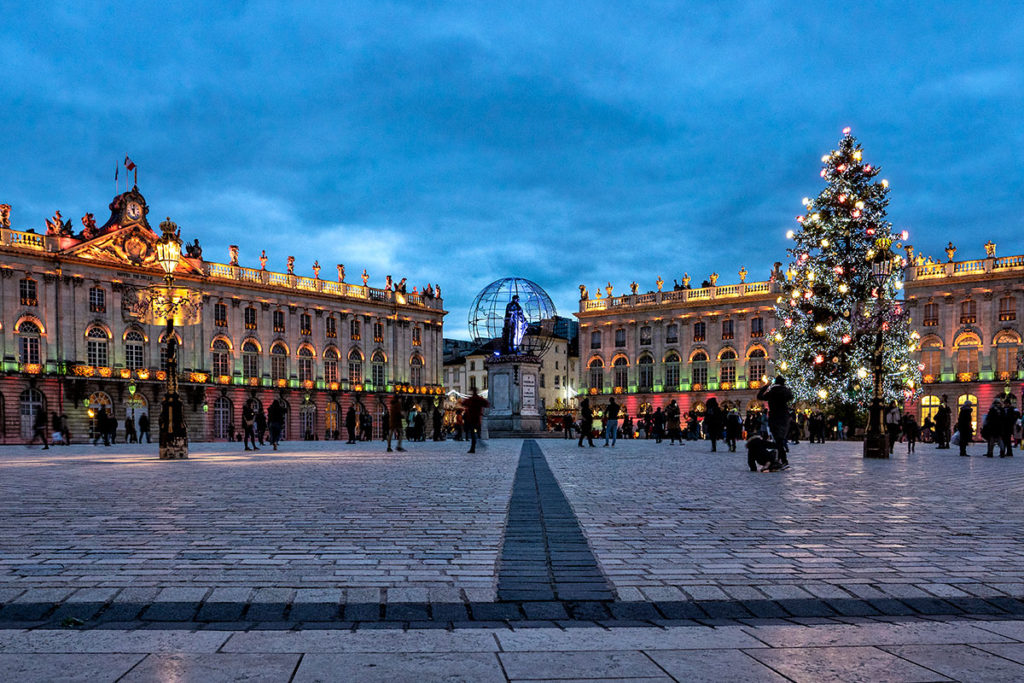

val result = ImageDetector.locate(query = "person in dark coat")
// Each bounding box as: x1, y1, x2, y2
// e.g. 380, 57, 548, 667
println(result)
652, 407, 665, 443
29, 408, 49, 449
757, 376, 793, 466
255, 407, 267, 445
463, 389, 488, 453
983, 399, 1003, 458
578, 397, 595, 448
138, 412, 151, 443
242, 402, 259, 451
345, 405, 357, 444
267, 399, 285, 451
935, 395, 952, 449
704, 397, 723, 452
725, 409, 743, 452
562, 413, 573, 439
432, 406, 443, 441
665, 400, 682, 444
387, 393, 406, 452
1001, 398, 1019, 457
957, 400, 974, 457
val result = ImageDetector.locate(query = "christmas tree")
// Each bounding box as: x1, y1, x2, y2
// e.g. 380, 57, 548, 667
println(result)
771, 127, 921, 407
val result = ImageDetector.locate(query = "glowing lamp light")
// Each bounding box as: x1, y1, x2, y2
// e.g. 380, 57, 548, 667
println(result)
838, 283, 849, 293
820, 239, 829, 247
784, 318, 793, 327
881, 179, 889, 188
804, 291, 813, 299
838, 194, 847, 203
786, 229, 796, 239
901, 230, 909, 240
864, 164, 872, 172
853, 150, 862, 162
812, 213, 820, 222
814, 324, 825, 332
855, 201, 865, 209
842, 334, 852, 344
842, 126, 851, 135
857, 367, 869, 379
802, 197, 810, 206
820, 169, 828, 178
780, 361, 788, 371
851, 210, 862, 219
155, 218, 183, 277
818, 388, 829, 399
837, 164, 847, 173
820, 155, 830, 163
814, 355, 824, 364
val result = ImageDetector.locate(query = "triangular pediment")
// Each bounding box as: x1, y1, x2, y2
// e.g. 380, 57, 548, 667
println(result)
64, 224, 204, 275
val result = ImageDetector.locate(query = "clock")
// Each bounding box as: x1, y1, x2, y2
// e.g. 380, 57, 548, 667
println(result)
126, 202, 142, 221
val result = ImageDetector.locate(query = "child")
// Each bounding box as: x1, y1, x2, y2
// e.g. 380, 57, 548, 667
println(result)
746, 433, 785, 472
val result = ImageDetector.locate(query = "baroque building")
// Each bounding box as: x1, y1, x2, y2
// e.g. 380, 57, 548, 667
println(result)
0, 186, 445, 444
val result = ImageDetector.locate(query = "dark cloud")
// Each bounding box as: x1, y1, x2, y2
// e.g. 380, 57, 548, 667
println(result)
1, 2, 1022, 337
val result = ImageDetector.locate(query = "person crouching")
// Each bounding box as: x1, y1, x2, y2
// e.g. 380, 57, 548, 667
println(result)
746, 433, 784, 472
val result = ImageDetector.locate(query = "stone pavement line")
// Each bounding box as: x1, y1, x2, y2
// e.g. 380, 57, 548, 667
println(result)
495, 440, 615, 604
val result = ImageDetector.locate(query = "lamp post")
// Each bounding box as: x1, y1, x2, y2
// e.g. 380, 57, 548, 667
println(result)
862, 239, 900, 459
153, 219, 190, 459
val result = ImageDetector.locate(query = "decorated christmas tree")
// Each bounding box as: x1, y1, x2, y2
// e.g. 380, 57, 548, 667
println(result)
771, 127, 922, 407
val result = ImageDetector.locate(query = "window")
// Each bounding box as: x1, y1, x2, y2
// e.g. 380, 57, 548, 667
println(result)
350, 319, 361, 341
324, 348, 339, 384
920, 339, 942, 379
613, 357, 628, 389
470, 361, 476, 371
920, 395, 940, 425
89, 287, 106, 313
212, 339, 231, 376
18, 321, 41, 364
664, 352, 680, 389
19, 388, 44, 440
470, 375, 477, 391
20, 278, 37, 306
995, 331, 1020, 379
213, 396, 232, 439
693, 321, 706, 342
588, 358, 604, 390
124, 330, 144, 369
299, 313, 311, 336
1000, 295, 1017, 322
722, 320, 734, 340
242, 340, 260, 379
638, 355, 653, 389
923, 302, 939, 326
750, 317, 764, 338
590, 330, 602, 349
960, 299, 976, 324
614, 329, 626, 348
273, 310, 285, 333
348, 349, 363, 384
748, 348, 767, 384
665, 324, 678, 344
326, 316, 337, 338
214, 302, 227, 327
158, 331, 176, 372
271, 344, 288, 380
956, 335, 980, 376
372, 351, 386, 387
719, 349, 737, 383
691, 351, 708, 386
86, 327, 109, 367
298, 347, 314, 382
374, 322, 384, 343
554, 375, 560, 388
410, 356, 423, 386
540, 373, 545, 388
412, 326, 421, 346
244, 306, 257, 330
640, 326, 652, 346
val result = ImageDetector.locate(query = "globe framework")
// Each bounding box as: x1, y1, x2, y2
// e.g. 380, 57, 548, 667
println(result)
467, 277, 557, 357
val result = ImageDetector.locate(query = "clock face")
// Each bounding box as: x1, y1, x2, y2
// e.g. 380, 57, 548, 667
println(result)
126, 202, 142, 221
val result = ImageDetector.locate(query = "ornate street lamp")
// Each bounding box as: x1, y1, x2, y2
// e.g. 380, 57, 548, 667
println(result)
862, 238, 902, 459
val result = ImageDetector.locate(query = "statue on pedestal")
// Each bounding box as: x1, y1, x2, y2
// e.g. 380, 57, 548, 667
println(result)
738, 267, 747, 283
682, 273, 691, 288
312, 260, 321, 279
709, 272, 719, 286
605, 282, 613, 298
260, 250, 268, 270
0, 204, 10, 228
579, 284, 588, 300
362, 269, 369, 286
337, 264, 345, 282
630, 281, 638, 295
287, 256, 295, 275
656, 277, 663, 292
501, 294, 529, 355
985, 240, 997, 258
945, 241, 957, 262
229, 245, 239, 266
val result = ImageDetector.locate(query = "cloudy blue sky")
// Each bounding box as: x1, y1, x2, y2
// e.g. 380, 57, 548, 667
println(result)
3, 2, 1022, 337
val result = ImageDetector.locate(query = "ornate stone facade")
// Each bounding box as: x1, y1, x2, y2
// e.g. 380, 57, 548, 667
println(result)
0, 186, 446, 444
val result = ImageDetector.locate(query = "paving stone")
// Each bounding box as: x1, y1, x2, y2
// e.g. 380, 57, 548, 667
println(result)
0, 653, 145, 682
746, 645, 949, 682
294, 653, 505, 682
121, 653, 301, 682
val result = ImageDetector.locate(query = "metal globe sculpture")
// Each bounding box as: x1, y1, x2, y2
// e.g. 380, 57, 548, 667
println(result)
468, 277, 557, 358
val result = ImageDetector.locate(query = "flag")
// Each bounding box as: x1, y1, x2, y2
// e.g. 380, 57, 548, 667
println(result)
124, 156, 136, 171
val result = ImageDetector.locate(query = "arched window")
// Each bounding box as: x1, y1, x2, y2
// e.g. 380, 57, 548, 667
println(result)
719, 349, 737, 384
298, 346, 315, 383
590, 330, 602, 349
372, 351, 387, 388
747, 348, 767, 384
410, 355, 423, 386
920, 338, 943, 380
300, 401, 317, 440
588, 358, 604, 391
86, 327, 109, 367
638, 355, 654, 389
691, 351, 709, 386
325, 401, 339, 437
323, 348, 339, 384
995, 330, 1020, 379
664, 352, 680, 389
125, 330, 145, 369
271, 343, 288, 381
920, 395, 940, 424
348, 348, 364, 384
19, 388, 45, 439
242, 340, 260, 379
955, 334, 980, 377
213, 396, 232, 439
19, 321, 41, 364
612, 357, 628, 389
212, 339, 231, 376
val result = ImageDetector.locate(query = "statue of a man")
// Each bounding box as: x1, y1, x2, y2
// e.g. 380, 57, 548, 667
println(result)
337, 264, 345, 282
501, 294, 529, 355
229, 245, 240, 266
656, 277, 663, 292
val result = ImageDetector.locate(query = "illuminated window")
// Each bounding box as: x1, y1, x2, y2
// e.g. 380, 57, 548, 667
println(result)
350, 319, 361, 341
19, 322, 41, 364
20, 278, 37, 306
750, 317, 764, 338
693, 321, 706, 342
326, 316, 337, 338
348, 348, 363, 384
324, 348, 339, 383
719, 349, 737, 383
410, 356, 423, 386
956, 335, 980, 375
372, 351, 386, 387
412, 326, 421, 346
995, 331, 1020, 378
212, 339, 230, 376
1000, 295, 1016, 322
920, 339, 942, 378
588, 358, 604, 390
923, 302, 939, 326
273, 310, 285, 333
89, 287, 106, 313
214, 302, 227, 327
124, 330, 144, 369
271, 343, 288, 380
613, 357, 628, 389
691, 351, 709, 385
297, 347, 314, 382
244, 306, 257, 330
721, 320, 734, 340
242, 341, 260, 379
960, 299, 976, 324
638, 355, 653, 389
300, 313, 312, 336
747, 348, 767, 383
920, 395, 940, 424
374, 321, 384, 343
664, 352, 680, 388
86, 327, 109, 367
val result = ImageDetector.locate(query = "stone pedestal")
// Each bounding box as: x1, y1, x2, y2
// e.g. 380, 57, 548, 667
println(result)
485, 355, 545, 437
158, 392, 189, 460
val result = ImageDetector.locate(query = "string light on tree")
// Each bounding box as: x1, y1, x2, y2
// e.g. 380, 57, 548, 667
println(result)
768, 126, 922, 407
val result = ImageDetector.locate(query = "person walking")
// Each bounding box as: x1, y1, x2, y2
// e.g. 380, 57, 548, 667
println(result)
652, 407, 665, 443
268, 399, 285, 451
983, 399, 1003, 458
59, 413, 70, 446
345, 404, 357, 444
902, 412, 920, 453
255, 406, 267, 445
666, 400, 682, 445
463, 388, 489, 453
704, 397, 723, 452
387, 393, 406, 453
757, 376, 793, 467
125, 415, 137, 444
725, 408, 743, 452
603, 398, 620, 447
562, 413, 573, 439
138, 412, 151, 443
432, 405, 443, 441
884, 402, 902, 455
1001, 398, 1018, 457
455, 409, 464, 441
578, 397, 595, 447
28, 408, 49, 449
957, 400, 974, 457
935, 395, 952, 449
242, 402, 259, 451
